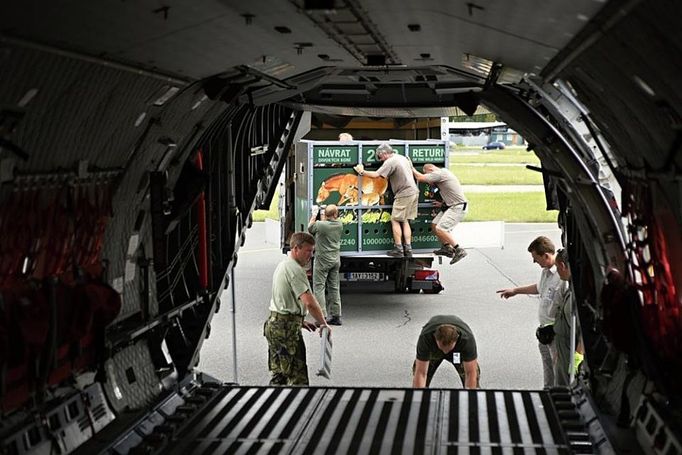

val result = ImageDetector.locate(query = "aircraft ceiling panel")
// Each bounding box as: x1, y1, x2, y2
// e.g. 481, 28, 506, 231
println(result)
1, 1, 352, 80
360, 0, 607, 73
553, 1, 682, 172
2, 1, 610, 82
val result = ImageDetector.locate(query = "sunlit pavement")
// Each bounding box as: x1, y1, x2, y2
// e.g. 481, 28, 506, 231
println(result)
198, 222, 561, 390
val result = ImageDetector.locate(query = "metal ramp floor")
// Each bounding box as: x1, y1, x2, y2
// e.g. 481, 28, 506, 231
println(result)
161, 386, 593, 454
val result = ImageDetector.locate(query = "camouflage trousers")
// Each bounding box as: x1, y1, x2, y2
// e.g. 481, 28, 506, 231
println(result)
264, 314, 309, 386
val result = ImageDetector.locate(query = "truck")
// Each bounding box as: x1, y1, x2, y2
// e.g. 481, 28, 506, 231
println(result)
282, 139, 449, 293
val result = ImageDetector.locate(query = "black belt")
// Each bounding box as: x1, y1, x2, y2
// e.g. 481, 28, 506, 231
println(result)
269, 311, 304, 321
441, 202, 467, 212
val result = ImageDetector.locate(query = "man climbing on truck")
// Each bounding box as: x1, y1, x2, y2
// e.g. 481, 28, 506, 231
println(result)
412, 163, 468, 264
308, 204, 343, 325
353, 143, 418, 258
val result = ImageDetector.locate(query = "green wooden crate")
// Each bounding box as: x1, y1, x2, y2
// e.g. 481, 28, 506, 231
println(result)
410, 208, 440, 250
338, 209, 359, 252
407, 144, 446, 164
312, 168, 360, 206
359, 209, 393, 251
312, 168, 393, 208
361, 143, 406, 168
312, 144, 358, 167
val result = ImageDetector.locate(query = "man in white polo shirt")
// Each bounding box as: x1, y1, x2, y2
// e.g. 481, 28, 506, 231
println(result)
496, 236, 561, 388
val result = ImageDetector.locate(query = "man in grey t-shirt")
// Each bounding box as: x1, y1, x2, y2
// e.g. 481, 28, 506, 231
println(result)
413, 163, 468, 264
354, 143, 418, 257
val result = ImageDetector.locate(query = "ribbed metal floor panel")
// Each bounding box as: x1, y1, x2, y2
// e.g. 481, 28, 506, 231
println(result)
169, 386, 572, 455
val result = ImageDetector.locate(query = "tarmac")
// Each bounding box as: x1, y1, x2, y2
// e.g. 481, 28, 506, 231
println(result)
198, 221, 562, 390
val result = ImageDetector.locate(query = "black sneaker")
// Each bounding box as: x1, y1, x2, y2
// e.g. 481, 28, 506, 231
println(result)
403, 245, 413, 257
326, 315, 342, 326
450, 247, 468, 264
386, 246, 404, 257
433, 245, 454, 257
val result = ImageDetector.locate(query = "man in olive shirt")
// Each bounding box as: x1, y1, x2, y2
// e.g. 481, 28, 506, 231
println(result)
264, 232, 330, 385
412, 315, 480, 389
553, 248, 584, 386
354, 143, 418, 258
308, 204, 344, 325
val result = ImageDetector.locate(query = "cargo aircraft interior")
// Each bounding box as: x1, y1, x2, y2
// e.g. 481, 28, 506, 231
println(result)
1, 1, 681, 453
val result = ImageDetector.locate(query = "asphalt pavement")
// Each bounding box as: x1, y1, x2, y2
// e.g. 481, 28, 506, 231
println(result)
198, 222, 562, 390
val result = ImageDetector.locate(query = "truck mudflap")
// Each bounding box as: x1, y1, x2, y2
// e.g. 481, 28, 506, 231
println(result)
99, 383, 611, 454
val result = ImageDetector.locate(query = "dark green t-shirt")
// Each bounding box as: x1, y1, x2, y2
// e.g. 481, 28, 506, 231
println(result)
416, 315, 477, 362
308, 220, 343, 265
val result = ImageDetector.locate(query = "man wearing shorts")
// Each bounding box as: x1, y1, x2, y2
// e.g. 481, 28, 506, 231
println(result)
412, 163, 468, 264
354, 143, 418, 257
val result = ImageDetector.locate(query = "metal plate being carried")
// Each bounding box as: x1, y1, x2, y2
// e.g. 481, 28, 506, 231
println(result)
317, 327, 332, 379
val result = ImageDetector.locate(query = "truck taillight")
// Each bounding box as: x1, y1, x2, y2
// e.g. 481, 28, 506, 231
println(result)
414, 269, 439, 281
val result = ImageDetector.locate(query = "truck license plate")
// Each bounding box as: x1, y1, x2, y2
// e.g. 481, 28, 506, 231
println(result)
345, 272, 383, 281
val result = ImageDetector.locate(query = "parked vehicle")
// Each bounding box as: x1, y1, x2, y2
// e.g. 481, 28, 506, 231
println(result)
482, 141, 506, 149
282, 139, 449, 293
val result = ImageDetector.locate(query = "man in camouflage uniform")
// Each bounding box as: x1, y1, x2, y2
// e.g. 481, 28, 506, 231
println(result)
264, 232, 330, 385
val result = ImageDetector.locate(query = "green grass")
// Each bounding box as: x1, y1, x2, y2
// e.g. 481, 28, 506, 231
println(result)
253, 149, 553, 222
253, 190, 557, 223
252, 190, 279, 222
449, 147, 540, 164
450, 164, 544, 185
465, 192, 557, 222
